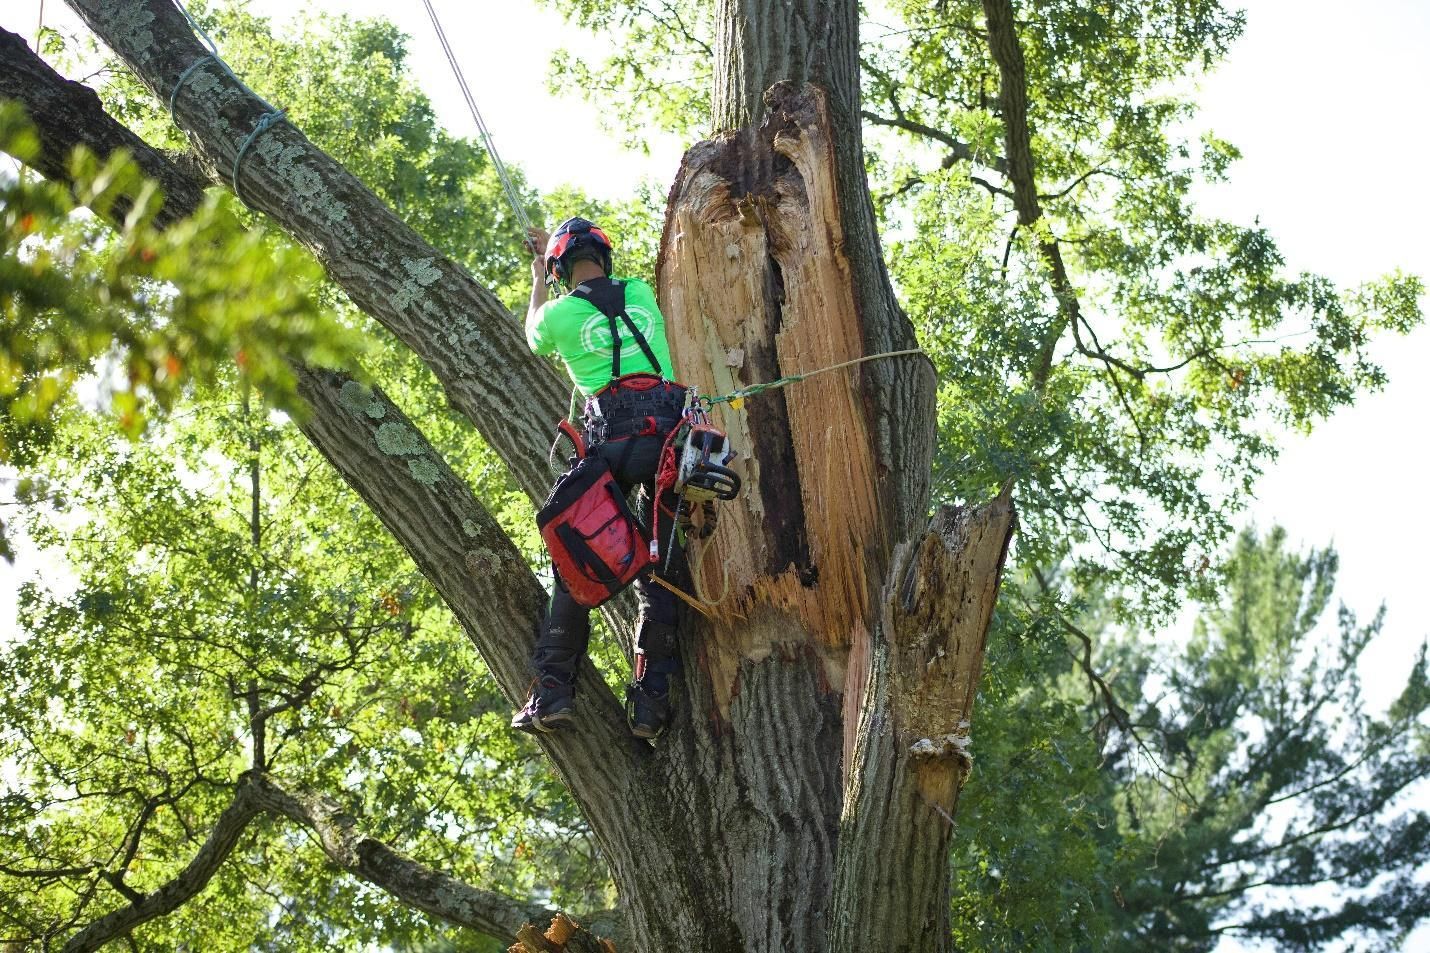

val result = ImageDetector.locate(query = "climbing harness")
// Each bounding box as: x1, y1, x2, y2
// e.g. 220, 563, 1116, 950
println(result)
539, 281, 685, 604
167, 0, 286, 208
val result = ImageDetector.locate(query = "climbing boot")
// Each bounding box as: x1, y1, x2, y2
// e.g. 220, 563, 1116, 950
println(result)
511, 675, 577, 734
626, 681, 672, 740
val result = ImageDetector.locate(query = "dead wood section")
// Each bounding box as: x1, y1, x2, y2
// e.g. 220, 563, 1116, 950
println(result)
657, 83, 885, 717
828, 497, 1015, 952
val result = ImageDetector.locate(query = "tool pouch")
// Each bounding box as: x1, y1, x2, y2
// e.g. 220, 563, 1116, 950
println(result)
538, 429, 654, 609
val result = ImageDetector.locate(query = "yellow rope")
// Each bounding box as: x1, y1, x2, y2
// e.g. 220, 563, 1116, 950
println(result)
703, 347, 926, 407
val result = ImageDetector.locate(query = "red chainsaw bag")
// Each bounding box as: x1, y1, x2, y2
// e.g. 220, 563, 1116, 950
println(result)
537, 452, 653, 609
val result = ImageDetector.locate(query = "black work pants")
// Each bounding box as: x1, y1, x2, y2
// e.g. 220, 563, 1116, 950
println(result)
533, 427, 685, 685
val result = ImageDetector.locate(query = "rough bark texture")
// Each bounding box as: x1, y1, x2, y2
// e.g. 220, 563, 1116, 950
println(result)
62, 0, 566, 502
831, 499, 1014, 952
652, 79, 1011, 951
60, 773, 575, 953
246, 774, 561, 939
11, 1, 1019, 948
0, 27, 204, 226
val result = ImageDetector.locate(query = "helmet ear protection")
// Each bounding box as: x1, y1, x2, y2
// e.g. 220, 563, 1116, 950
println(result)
545, 217, 613, 282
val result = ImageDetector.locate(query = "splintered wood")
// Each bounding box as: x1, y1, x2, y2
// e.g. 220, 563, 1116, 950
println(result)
657, 84, 884, 711
889, 498, 1014, 811
508, 914, 615, 953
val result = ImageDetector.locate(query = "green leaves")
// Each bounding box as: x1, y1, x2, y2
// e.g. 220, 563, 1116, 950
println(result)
0, 102, 364, 462
953, 529, 1430, 952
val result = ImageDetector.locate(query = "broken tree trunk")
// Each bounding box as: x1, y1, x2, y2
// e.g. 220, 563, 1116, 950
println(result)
27, 0, 1017, 946
627, 83, 1014, 951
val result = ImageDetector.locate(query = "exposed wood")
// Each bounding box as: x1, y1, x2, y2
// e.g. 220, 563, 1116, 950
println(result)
659, 83, 883, 716
712, 4, 937, 544
10, 2, 1018, 948
0, 28, 632, 800
507, 913, 615, 953
830, 496, 1015, 953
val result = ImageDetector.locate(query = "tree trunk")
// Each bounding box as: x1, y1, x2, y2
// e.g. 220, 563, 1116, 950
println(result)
644, 73, 1012, 949
24, 1, 1018, 949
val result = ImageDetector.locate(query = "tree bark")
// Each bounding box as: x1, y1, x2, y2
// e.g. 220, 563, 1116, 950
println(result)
0, 27, 203, 227
649, 73, 1010, 951
12, 1, 1021, 947
62, 0, 566, 502
60, 773, 586, 953
831, 500, 1013, 951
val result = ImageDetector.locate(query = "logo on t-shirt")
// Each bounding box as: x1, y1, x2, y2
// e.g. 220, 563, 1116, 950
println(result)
579, 305, 658, 358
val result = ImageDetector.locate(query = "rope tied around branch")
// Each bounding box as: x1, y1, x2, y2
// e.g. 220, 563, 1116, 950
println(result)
232, 109, 287, 205
167, 0, 288, 208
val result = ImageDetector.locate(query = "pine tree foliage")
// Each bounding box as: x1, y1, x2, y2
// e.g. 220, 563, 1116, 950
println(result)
952, 529, 1429, 951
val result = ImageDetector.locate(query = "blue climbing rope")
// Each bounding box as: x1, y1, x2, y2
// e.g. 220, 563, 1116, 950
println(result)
232, 109, 286, 204
168, 54, 214, 118
166, 0, 285, 207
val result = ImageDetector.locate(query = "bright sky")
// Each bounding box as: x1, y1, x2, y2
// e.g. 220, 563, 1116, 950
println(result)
2, 0, 1428, 944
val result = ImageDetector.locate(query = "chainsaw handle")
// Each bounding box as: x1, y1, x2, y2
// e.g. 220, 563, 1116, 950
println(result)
699, 463, 741, 501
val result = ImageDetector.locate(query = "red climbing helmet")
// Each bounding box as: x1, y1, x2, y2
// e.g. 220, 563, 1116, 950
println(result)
545, 217, 613, 281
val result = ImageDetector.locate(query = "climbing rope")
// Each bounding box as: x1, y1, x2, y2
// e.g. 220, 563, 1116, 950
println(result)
232, 108, 286, 204
419, 0, 536, 241
701, 348, 927, 408
166, 0, 287, 208
168, 54, 215, 117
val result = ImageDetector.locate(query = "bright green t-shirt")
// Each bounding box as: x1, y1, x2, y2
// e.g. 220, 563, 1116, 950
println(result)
526, 277, 673, 396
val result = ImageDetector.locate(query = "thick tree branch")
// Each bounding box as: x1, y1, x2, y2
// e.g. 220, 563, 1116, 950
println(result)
59, 773, 589, 952
289, 367, 642, 790
0, 861, 97, 880
979, 1, 1223, 395
1, 22, 642, 876
0, 28, 204, 226
61, 0, 566, 502
244, 774, 561, 940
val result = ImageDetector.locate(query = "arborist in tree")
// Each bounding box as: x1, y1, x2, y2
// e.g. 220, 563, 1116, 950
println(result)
512, 217, 687, 739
